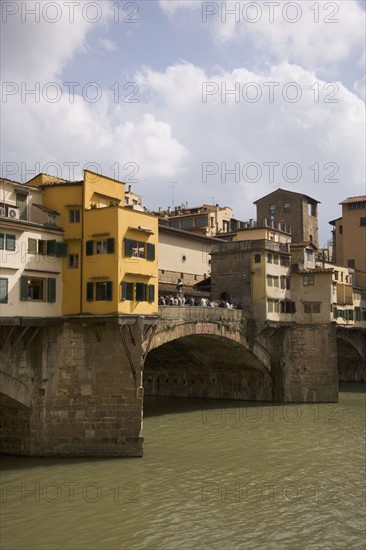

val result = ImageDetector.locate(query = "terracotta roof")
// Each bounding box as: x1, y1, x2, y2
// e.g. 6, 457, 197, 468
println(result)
253, 188, 320, 204
340, 196, 366, 204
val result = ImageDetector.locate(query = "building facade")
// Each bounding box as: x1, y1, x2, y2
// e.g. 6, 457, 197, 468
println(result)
159, 203, 234, 236
0, 178, 65, 318
254, 188, 320, 247
27, 171, 158, 316
329, 196, 366, 288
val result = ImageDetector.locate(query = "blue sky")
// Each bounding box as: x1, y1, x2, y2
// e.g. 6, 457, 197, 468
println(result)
1, 0, 365, 244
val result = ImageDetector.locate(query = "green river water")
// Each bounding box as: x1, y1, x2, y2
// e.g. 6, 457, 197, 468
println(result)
1, 383, 365, 550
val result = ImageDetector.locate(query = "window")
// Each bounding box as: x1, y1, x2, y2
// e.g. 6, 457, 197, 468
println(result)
0, 233, 16, 251
20, 276, 56, 302
355, 308, 361, 321
280, 301, 296, 313
0, 278, 8, 304
38, 240, 46, 255
269, 204, 275, 218
283, 202, 290, 213
303, 274, 315, 286
124, 238, 145, 258
254, 254, 261, 263
136, 282, 146, 301
147, 243, 155, 261
267, 299, 280, 313
195, 216, 208, 227
169, 220, 179, 229
306, 250, 314, 262
96, 282, 112, 301
28, 238, 37, 254
69, 209, 80, 223
339, 225, 343, 234
273, 255, 279, 265
360, 217, 366, 226
280, 276, 291, 290
304, 303, 321, 314
16, 192, 28, 220
68, 254, 79, 268
182, 218, 194, 229
280, 256, 290, 267
86, 238, 115, 256
273, 276, 279, 288
267, 253, 273, 263
121, 281, 134, 301
267, 275, 273, 287
46, 240, 68, 257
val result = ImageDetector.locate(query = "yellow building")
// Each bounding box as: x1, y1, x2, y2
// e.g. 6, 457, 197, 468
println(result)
27, 170, 158, 316
330, 196, 366, 288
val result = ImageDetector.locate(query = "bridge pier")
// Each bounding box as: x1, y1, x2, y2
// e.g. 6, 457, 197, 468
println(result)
0, 317, 152, 457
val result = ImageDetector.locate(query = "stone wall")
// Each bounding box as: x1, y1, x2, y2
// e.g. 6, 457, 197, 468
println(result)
0, 318, 145, 457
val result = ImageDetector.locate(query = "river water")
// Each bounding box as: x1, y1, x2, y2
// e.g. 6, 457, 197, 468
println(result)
1, 383, 365, 550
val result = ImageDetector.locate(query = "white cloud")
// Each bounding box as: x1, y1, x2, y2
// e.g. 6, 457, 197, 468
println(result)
1, 0, 114, 82
160, 0, 365, 72
98, 38, 117, 52
354, 75, 366, 100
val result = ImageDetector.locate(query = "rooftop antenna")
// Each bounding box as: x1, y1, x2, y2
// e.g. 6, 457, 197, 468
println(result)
168, 181, 178, 209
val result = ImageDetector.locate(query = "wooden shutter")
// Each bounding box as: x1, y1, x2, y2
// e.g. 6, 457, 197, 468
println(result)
124, 238, 133, 256
20, 276, 28, 301
147, 243, 155, 261
28, 238, 37, 254
86, 240, 94, 256
46, 240, 56, 256
148, 284, 155, 303
107, 238, 115, 254
86, 282, 94, 301
47, 278, 56, 302
56, 242, 68, 257
106, 281, 113, 301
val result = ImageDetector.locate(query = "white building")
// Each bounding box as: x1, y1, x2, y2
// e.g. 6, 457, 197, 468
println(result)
0, 179, 65, 318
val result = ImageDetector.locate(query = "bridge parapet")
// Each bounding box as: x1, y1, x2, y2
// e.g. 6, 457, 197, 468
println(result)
158, 306, 247, 322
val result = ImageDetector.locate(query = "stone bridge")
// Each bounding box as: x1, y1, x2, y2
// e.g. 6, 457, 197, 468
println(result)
0, 309, 364, 457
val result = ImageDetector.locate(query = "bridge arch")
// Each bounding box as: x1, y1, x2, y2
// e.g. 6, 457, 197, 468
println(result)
144, 311, 274, 401
336, 329, 366, 382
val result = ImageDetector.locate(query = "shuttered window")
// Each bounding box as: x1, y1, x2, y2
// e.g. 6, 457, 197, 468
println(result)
148, 284, 155, 303
121, 282, 133, 301
47, 278, 56, 302
147, 243, 155, 261
136, 283, 146, 302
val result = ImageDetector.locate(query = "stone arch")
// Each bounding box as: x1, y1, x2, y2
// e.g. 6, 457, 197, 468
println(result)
336, 334, 366, 382
144, 322, 274, 401
0, 370, 31, 407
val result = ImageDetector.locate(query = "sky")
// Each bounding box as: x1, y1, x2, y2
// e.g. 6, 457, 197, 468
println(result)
1, 0, 365, 245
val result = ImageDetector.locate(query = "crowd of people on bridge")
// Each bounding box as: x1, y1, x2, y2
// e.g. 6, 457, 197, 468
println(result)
158, 295, 243, 309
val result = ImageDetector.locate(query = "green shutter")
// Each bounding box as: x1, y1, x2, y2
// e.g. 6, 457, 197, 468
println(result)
136, 282, 145, 302
46, 240, 56, 256
122, 282, 128, 300
0, 233, 4, 250
148, 284, 155, 303
6, 234, 16, 251
0, 278, 8, 304
56, 242, 68, 257
28, 238, 37, 254
86, 282, 94, 301
107, 238, 115, 254
106, 281, 113, 301
124, 238, 133, 256
47, 278, 56, 302
147, 243, 155, 261
20, 276, 28, 301
86, 240, 94, 256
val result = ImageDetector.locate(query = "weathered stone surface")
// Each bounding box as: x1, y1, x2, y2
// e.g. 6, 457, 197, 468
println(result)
0, 311, 364, 456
